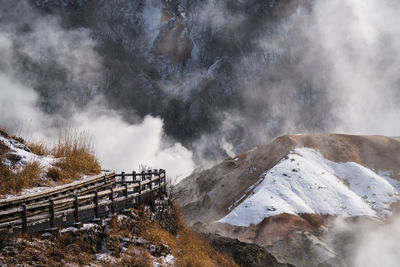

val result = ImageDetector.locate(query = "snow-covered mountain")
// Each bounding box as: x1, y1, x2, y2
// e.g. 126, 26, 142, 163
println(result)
219, 147, 400, 227
176, 134, 400, 266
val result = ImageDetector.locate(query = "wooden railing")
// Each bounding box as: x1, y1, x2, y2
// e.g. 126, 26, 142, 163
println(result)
0, 169, 167, 235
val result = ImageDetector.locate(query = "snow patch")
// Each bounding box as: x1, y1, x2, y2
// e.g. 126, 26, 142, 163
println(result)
154, 254, 175, 267
219, 148, 400, 227
96, 253, 117, 264
0, 134, 57, 171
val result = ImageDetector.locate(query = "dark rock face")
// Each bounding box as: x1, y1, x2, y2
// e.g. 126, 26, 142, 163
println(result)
0, 0, 335, 162
153, 199, 179, 235
205, 233, 295, 267
5, 152, 22, 162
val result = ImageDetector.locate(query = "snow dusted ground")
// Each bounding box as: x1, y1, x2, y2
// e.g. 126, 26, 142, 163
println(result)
219, 148, 400, 227
0, 134, 57, 198
0, 134, 56, 170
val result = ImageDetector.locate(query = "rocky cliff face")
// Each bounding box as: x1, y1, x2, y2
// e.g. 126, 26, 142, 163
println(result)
0, 0, 326, 163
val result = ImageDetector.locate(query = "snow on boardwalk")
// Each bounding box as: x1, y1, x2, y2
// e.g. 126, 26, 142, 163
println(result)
219, 148, 400, 227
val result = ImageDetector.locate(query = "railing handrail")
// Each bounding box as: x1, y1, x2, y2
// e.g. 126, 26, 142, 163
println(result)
0, 171, 116, 207
114, 169, 165, 178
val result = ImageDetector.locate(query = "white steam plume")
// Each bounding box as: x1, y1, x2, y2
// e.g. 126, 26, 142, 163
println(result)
352, 216, 400, 267
72, 105, 194, 179
0, 75, 194, 180
310, 0, 400, 135
0, 3, 194, 180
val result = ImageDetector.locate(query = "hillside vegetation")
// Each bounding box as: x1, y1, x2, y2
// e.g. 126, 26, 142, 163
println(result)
0, 200, 238, 267
0, 128, 101, 197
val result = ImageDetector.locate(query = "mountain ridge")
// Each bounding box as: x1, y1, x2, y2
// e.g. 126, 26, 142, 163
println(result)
177, 133, 400, 225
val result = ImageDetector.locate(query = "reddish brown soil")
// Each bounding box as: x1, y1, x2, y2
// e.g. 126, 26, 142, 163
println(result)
211, 213, 331, 246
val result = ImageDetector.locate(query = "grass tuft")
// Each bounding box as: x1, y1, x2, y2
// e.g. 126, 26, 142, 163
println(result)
0, 161, 42, 195
51, 131, 101, 183
46, 167, 61, 181
27, 142, 50, 156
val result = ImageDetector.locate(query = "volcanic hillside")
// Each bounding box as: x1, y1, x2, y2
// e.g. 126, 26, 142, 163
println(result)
176, 134, 400, 266
177, 134, 400, 224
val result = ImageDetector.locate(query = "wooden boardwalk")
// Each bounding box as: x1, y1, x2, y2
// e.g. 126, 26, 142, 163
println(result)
0, 170, 167, 236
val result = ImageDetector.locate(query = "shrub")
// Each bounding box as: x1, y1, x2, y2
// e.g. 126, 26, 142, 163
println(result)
0, 161, 42, 195
46, 167, 61, 181
28, 142, 50, 156
52, 131, 101, 183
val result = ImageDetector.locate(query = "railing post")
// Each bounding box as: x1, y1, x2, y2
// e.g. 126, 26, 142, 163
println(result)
141, 171, 145, 190
124, 184, 128, 210
109, 187, 115, 216
22, 203, 27, 233
73, 194, 82, 229
155, 169, 161, 195
7, 225, 13, 234
49, 199, 55, 229
149, 171, 153, 191
103, 174, 107, 185
154, 169, 160, 196
163, 170, 167, 195
138, 180, 142, 207
94, 190, 99, 219
121, 171, 125, 184
149, 170, 153, 190
132, 171, 136, 184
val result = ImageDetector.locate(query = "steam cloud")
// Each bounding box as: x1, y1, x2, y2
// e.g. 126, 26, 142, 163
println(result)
0, 0, 194, 180
322, 215, 400, 267
352, 216, 400, 267
1, 0, 400, 177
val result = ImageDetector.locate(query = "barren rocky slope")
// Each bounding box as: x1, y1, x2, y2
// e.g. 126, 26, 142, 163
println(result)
176, 134, 400, 266
177, 134, 400, 224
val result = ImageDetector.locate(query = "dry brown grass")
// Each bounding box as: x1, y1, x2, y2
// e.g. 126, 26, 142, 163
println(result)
1, 229, 100, 266
51, 132, 101, 183
46, 167, 61, 181
0, 204, 237, 266
0, 140, 9, 156
0, 128, 101, 196
119, 246, 153, 267
0, 161, 42, 195
28, 131, 102, 184
27, 142, 51, 156
142, 203, 238, 267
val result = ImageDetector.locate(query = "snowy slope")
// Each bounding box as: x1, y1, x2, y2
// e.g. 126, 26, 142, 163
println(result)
0, 134, 59, 197
0, 135, 56, 170
219, 148, 400, 227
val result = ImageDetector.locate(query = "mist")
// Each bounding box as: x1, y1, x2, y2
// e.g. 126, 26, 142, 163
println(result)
321, 214, 400, 267
352, 216, 400, 267
0, 72, 194, 179
0, 0, 400, 176
0, 0, 194, 180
